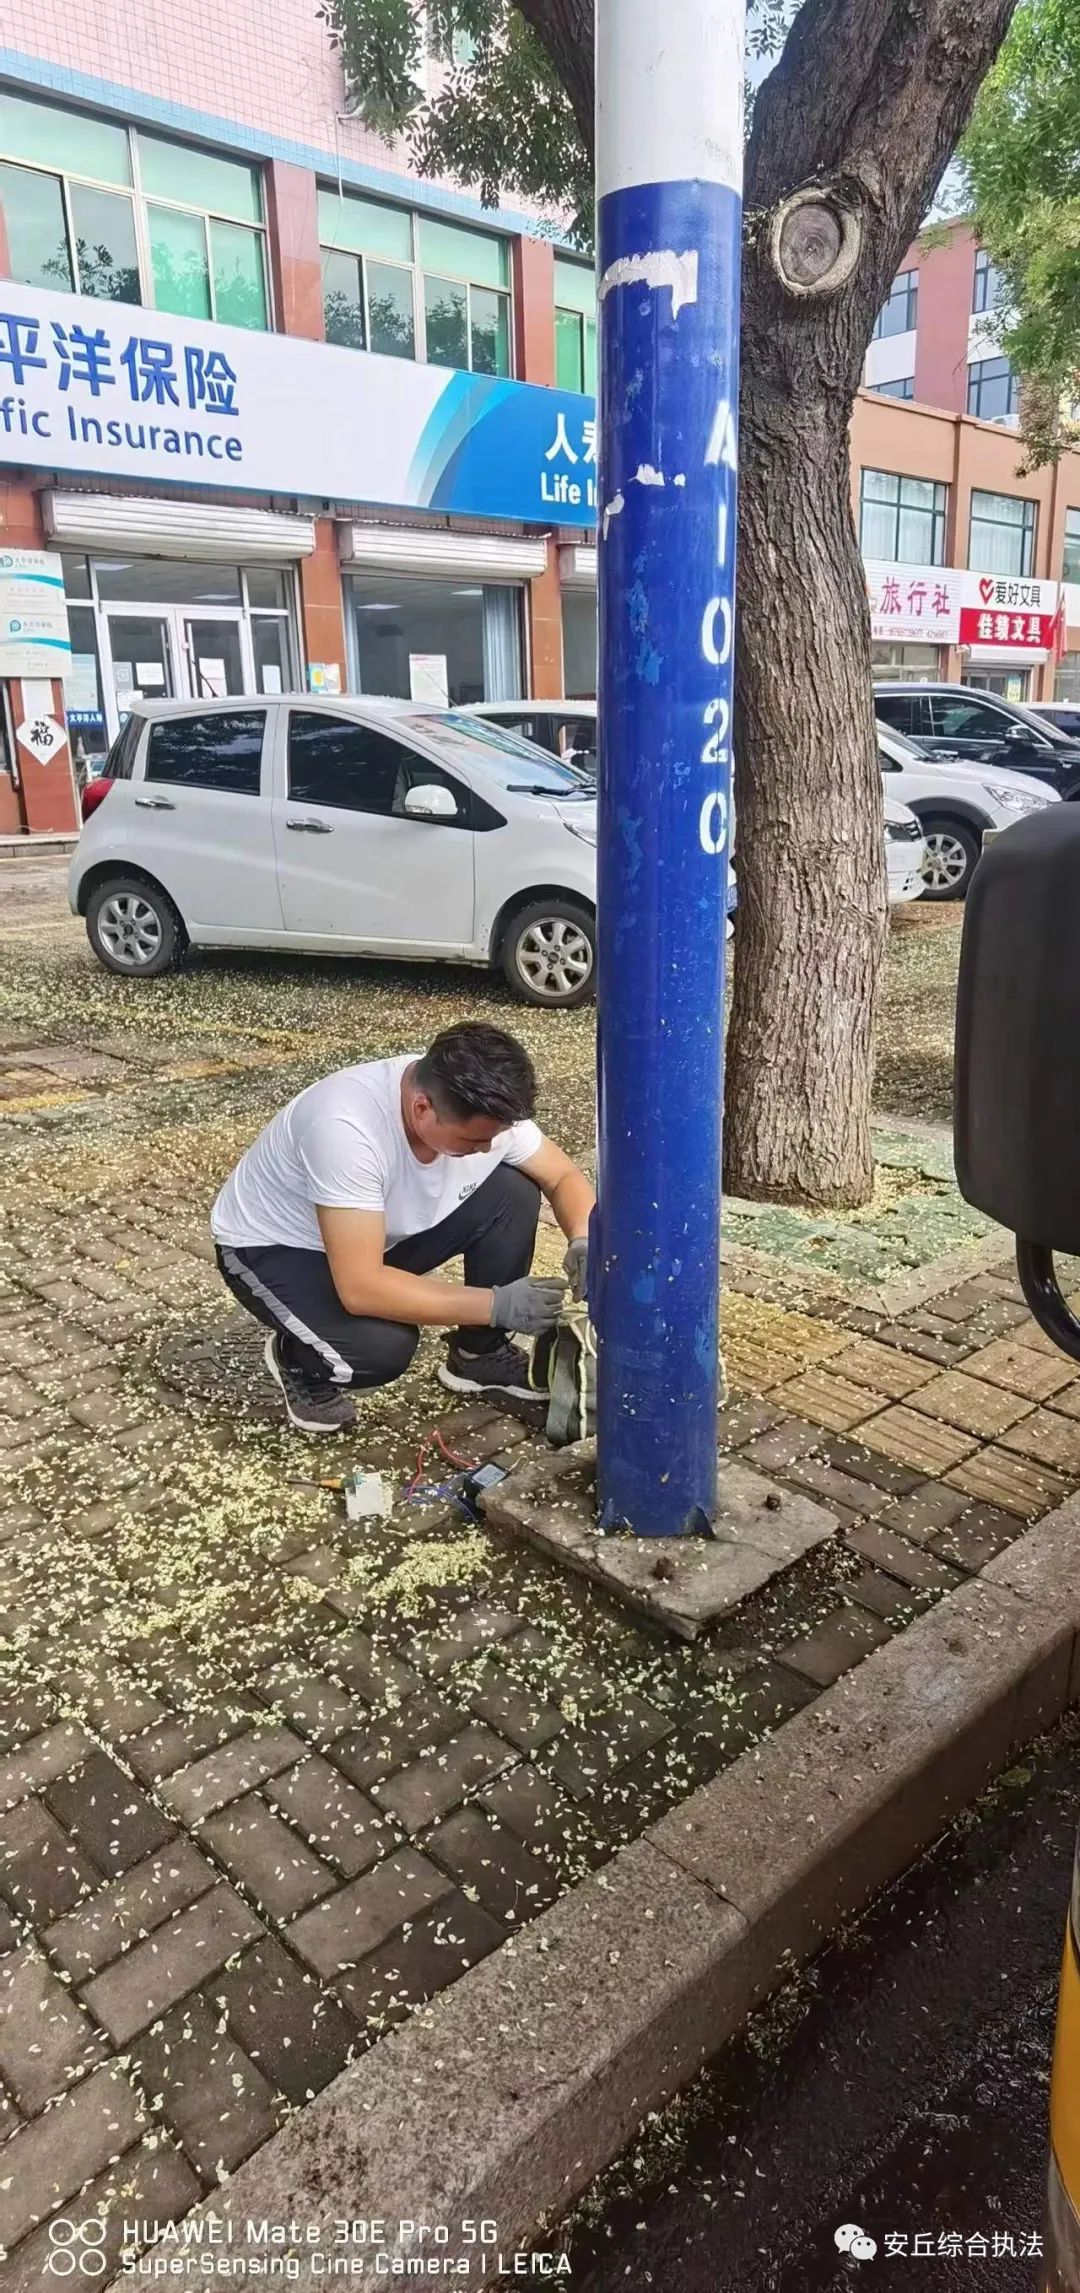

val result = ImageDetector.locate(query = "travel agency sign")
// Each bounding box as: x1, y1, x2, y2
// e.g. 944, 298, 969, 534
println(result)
0, 280, 596, 528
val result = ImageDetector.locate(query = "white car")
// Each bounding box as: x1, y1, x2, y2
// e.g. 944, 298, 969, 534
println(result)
878, 720, 1058, 898
473, 699, 925, 905
71, 696, 600, 1009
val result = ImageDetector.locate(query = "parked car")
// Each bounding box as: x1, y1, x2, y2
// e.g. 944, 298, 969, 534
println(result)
875, 683, 1080, 797
878, 720, 1059, 899
883, 795, 927, 904
469, 699, 597, 775
1029, 700, 1080, 741
72, 696, 601, 1009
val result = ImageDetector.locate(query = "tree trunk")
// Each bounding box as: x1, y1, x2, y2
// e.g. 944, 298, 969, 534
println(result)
724, 316, 887, 1206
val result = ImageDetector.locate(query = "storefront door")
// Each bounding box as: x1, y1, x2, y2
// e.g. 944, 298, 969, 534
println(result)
101, 605, 247, 732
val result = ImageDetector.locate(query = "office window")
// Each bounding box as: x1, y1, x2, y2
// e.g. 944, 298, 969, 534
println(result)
1063, 509, 1080, 585
867, 376, 915, 401
860, 470, 947, 565
972, 248, 1004, 314
0, 88, 268, 326
554, 257, 597, 395
967, 356, 1019, 422
872, 270, 918, 340
969, 489, 1037, 577
319, 189, 511, 376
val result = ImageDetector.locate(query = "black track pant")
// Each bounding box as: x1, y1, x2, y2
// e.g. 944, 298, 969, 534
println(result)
216, 1163, 541, 1390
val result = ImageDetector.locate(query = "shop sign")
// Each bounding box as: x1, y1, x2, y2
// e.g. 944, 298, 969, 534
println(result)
15, 709, 67, 762
958, 571, 1060, 653
0, 548, 71, 678
0, 281, 597, 530
865, 561, 961, 645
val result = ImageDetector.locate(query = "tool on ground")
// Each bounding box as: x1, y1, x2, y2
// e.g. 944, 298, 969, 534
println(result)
287, 1467, 394, 1518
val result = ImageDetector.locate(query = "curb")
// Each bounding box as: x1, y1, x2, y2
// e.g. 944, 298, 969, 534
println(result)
135, 1497, 1080, 2280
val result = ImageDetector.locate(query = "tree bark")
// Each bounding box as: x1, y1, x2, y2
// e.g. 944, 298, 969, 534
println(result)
519, 0, 1018, 1206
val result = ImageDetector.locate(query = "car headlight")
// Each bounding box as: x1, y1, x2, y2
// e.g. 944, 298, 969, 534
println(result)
564, 819, 597, 847
985, 783, 1048, 811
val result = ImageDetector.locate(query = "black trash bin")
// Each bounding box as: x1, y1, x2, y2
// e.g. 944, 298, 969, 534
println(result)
954, 805, 1080, 1356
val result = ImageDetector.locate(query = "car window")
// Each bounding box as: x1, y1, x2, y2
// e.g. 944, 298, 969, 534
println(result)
561, 717, 597, 761
483, 711, 556, 753
929, 696, 1010, 741
101, 714, 142, 781
287, 713, 469, 823
408, 712, 591, 794
145, 711, 266, 795
875, 694, 930, 740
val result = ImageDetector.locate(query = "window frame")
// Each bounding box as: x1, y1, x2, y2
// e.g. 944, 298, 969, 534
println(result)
285, 709, 475, 825
859, 468, 948, 565
867, 376, 915, 401
968, 488, 1038, 578
1063, 509, 1080, 587
872, 269, 918, 341
966, 356, 1019, 423
317, 188, 514, 377
0, 93, 271, 327
972, 248, 1003, 315
143, 707, 269, 796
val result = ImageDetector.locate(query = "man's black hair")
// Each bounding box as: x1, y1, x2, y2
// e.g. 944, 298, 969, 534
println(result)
415, 1024, 537, 1126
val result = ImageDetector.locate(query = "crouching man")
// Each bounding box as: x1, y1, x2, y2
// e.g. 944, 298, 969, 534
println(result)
210, 1022, 596, 1434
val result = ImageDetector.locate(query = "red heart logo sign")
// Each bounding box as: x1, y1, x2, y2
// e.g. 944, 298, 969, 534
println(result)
979, 577, 995, 603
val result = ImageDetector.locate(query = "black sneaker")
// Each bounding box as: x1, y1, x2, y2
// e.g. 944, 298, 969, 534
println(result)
263, 1332, 357, 1434
439, 1340, 541, 1404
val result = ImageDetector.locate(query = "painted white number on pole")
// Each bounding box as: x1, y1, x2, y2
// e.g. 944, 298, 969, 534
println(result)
701, 597, 733, 668
701, 698, 730, 765
699, 791, 728, 856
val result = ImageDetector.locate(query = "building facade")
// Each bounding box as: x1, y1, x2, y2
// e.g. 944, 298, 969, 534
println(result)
0, 17, 1078, 836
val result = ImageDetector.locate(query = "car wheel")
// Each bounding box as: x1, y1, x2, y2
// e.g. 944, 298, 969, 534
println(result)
918, 819, 980, 901
86, 876, 186, 977
502, 900, 596, 1008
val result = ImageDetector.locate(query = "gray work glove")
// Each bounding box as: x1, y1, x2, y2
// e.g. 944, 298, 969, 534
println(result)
563, 1237, 589, 1303
490, 1275, 567, 1336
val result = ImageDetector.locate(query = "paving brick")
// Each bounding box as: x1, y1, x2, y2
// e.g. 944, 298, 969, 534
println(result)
0, 1898, 20, 1952
0, 1687, 60, 1756
741, 1416, 822, 1472
855, 1405, 980, 1476
468, 1659, 566, 1754
132, 1996, 279, 2177
962, 1337, 1077, 1403
0, 1944, 107, 2114
330, 1689, 462, 1792
286, 1850, 453, 1977
0, 2138, 201, 2293
81, 1885, 263, 2045
210, 1934, 357, 2102
336, 1890, 505, 2033
46, 1841, 218, 1982
929, 1503, 1020, 1574
0, 2064, 147, 2253
254, 1664, 364, 1748
817, 1436, 924, 1496
159, 1727, 307, 1824
773, 1366, 887, 1434
45, 1750, 175, 1878
1044, 1381, 1080, 1422
945, 1447, 1072, 1520
478, 1765, 607, 1878
859, 1322, 971, 1369
371, 1725, 516, 1835
779, 1603, 895, 1687
546, 1697, 675, 1801
0, 1798, 100, 1923
843, 1522, 964, 1593
825, 1337, 938, 1399
201, 1795, 336, 1921
872, 1481, 972, 1548
780, 1454, 893, 1519
996, 1407, 1080, 1473
844, 1567, 937, 1623
122, 1705, 259, 1786
264, 1757, 392, 1878
413, 1605, 525, 1678
719, 1395, 786, 1449
314, 1627, 423, 1709
908, 1370, 1033, 1441
0, 1723, 90, 1813
424, 1804, 559, 1926
54, 1666, 168, 1744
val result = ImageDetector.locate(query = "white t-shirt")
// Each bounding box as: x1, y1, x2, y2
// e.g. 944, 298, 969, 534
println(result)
211, 1054, 543, 1253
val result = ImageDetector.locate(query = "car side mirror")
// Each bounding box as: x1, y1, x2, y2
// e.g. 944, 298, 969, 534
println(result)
403, 782, 459, 822
1005, 723, 1029, 743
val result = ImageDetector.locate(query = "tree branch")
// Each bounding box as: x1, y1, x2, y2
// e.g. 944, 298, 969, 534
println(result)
514, 0, 595, 156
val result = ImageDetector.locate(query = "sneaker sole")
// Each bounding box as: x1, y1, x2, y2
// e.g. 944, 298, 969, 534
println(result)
438, 1362, 542, 1404
263, 1332, 355, 1435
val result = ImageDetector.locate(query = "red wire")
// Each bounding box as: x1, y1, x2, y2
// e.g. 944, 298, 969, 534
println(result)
403, 1427, 477, 1501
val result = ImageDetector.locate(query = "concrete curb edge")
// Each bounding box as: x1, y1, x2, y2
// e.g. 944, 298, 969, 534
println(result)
131, 1496, 1080, 2281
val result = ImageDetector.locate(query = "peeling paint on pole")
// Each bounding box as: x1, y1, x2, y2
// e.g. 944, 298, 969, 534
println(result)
594, 0, 745, 1537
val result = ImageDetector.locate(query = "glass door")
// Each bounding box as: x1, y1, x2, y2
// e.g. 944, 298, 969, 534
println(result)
183, 616, 246, 701
102, 613, 176, 732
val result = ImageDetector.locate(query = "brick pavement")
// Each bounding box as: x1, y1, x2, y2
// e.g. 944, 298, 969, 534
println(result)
1, 877, 1078, 2271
